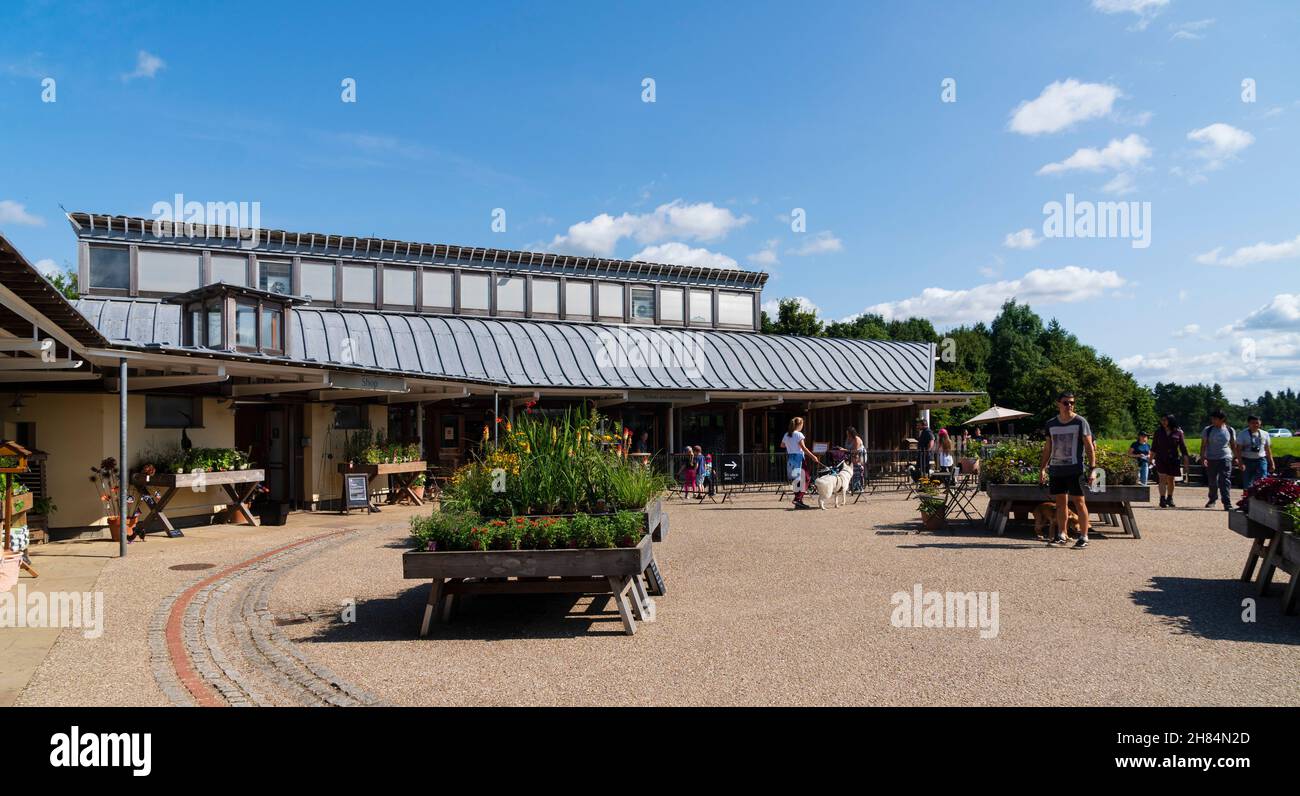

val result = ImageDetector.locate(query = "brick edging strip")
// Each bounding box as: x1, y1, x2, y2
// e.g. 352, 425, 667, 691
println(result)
164, 530, 349, 707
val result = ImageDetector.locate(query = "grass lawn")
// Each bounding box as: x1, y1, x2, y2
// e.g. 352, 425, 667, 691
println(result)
1097, 436, 1300, 457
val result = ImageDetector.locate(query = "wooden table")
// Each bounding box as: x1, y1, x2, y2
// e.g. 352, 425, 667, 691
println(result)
338, 461, 427, 513
1232, 498, 1300, 615
133, 469, 266, 536
984, 483, 1151, 538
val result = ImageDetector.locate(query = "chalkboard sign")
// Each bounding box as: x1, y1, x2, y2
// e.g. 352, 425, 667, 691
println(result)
718, 454, 742, 484
345, 473, 371, 510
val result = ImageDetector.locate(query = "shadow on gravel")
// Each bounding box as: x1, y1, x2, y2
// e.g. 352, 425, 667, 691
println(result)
1131, 576, 1299, 646
295, 585, 632, 643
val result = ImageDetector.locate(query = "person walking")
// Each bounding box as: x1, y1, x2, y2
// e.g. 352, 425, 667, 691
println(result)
1152, 414, 1190, 508
1038, 391, 1096, 549
1235, 415, 1274, 490
844, 425, 866, 493
782, 416, 820, 510
1128, 431, 1151, 486
1200, 409, 1235, 510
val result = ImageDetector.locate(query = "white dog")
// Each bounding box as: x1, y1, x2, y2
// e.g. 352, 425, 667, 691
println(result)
814, 461, 853, 509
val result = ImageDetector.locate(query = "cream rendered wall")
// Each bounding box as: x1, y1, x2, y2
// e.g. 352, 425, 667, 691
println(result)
301, 403, 389, 508
1, 392, 234, 530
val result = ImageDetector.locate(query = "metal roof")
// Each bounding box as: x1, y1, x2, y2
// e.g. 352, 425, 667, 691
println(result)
0, 235, 110, 350
68, 211, 769, 291
73, 298, 937, 395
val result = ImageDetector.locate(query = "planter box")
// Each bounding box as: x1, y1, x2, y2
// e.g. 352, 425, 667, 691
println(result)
1247, 498, 1296, 534
404, 533, 653, 580
134, 469, 266, 489
4, 492, 31, 518
1228, 508, 1275, 540
985, 483, 1151, 504
1282, 532, 1300, 565
339, 461, 426, 477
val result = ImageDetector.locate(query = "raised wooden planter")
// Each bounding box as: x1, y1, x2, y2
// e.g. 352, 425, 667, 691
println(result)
1246, 498, 1296, 533
403, 499, 667, 636
339, 460, 427, 510
984, 482, 1151, 538
133, 469, 266, 535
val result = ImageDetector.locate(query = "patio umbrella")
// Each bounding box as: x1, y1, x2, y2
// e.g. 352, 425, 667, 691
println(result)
962, 405, 1032, 435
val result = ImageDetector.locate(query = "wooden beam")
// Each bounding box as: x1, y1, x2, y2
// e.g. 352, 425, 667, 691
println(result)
231, 379, 330, 397
0, 357, 83, 371
386, 389, 469, 404
105, 374, 230, 391
0, 338, 55, 359
739, 396, 783, 410
808, 397, 852, 410
0, 371, 100, 382
510, 391, 541, 409
594, 391, 630, 409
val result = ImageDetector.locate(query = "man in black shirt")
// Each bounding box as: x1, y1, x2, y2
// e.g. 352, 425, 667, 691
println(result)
916, 419, 935, 474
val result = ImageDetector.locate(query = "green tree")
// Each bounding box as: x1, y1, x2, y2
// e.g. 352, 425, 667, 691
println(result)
760, 298, 823, 337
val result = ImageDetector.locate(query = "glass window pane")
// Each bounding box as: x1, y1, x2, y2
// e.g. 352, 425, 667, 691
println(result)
259, 260, 291, 294
630, 287, 655, 321
88, 245, 130, 289
260, 307, 282, 350
206, 303, 222, 348
138, 249, 201, 293
496, 276, 524, 312
718, 291, 754, 326
660, 288, 683, 322
383, 267, 415, 306
689, 289, 713, 325
565, 280, 591, 318
531, 278, 559, 315
300, 261, 334, 302
188, 309, 201, 345
235, 303, 256, 348
422, 270, 453, 308
460, 273, 490, 311
342, 265, 375, 303
209, 254, 248, 286
598, 283, 624, 318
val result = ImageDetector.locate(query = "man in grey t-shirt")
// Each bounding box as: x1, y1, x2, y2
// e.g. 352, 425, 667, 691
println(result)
1038, 391, 1096, 549
1200, 409, 1235, 510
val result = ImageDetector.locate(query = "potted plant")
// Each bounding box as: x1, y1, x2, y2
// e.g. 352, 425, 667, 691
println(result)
89, 457, 139, 542
410, 473, 426, 501
915, 477, 947, 530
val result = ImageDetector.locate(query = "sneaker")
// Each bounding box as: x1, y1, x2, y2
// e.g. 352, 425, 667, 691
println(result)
1159, 496, 1168, 508
1073, 537, 1089, 549
1167, 498, 1176, 508
1048, 535, 1067, 547
793, 501, 811, 510
1205, 499, 1216, 508
1224, 504, 1234, 511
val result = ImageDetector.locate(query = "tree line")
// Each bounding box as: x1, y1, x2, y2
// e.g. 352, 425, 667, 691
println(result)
761, 297, 1295, 439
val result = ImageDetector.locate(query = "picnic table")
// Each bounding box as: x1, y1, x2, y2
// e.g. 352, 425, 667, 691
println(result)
1231, 499, 1300, 615
983, 483, 1151, 538
132, 469, 266, 536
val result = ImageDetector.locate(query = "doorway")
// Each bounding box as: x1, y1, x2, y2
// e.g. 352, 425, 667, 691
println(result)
235, 404, 300, 505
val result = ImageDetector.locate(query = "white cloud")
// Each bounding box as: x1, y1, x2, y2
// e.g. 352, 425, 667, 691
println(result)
1092, 0, 1169, 30
854, 266, 1126, 327
123, 50, 165, 81
1173, 323, 1200, 338
762, 296, 821, 318
1003, 228, 1042, 250
1037, 134, 1151, 175
1009, 80, 1122, 136
1102, 172, 1138, 195
748, 239, 780, 267
1231, 294, 1300, 330
787, 230, 842, 256
548, 200, 749, 257
631, 242, 738, 270
1186, 123, 1254, 168
1170, 18, 1215, 40
0, 200, 44, 226
32, 258, 64, 277
1195, 234, 1300, 268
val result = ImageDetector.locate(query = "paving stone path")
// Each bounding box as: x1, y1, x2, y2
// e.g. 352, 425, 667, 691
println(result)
151, 531, 384, 707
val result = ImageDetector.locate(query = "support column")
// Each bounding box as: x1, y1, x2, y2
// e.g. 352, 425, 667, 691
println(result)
862, 404, 870, 450
119, 358, 128, 558
493, 392, 499, 445
666, 407, 674, 459
737, 406, 745, 482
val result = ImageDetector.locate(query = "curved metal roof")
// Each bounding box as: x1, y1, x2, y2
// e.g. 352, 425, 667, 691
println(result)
73, 299, 935, 394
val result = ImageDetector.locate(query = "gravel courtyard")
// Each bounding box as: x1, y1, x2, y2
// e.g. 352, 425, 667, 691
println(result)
16, 487, 1299, 707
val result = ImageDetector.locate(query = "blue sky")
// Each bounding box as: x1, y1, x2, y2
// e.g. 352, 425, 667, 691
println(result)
1, 0, 1298, 401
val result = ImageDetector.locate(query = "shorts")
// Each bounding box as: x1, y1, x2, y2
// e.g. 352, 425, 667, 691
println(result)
1048, 472, 1085, 496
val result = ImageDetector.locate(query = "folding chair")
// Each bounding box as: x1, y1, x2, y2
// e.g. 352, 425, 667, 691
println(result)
944, 473, 982, 522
